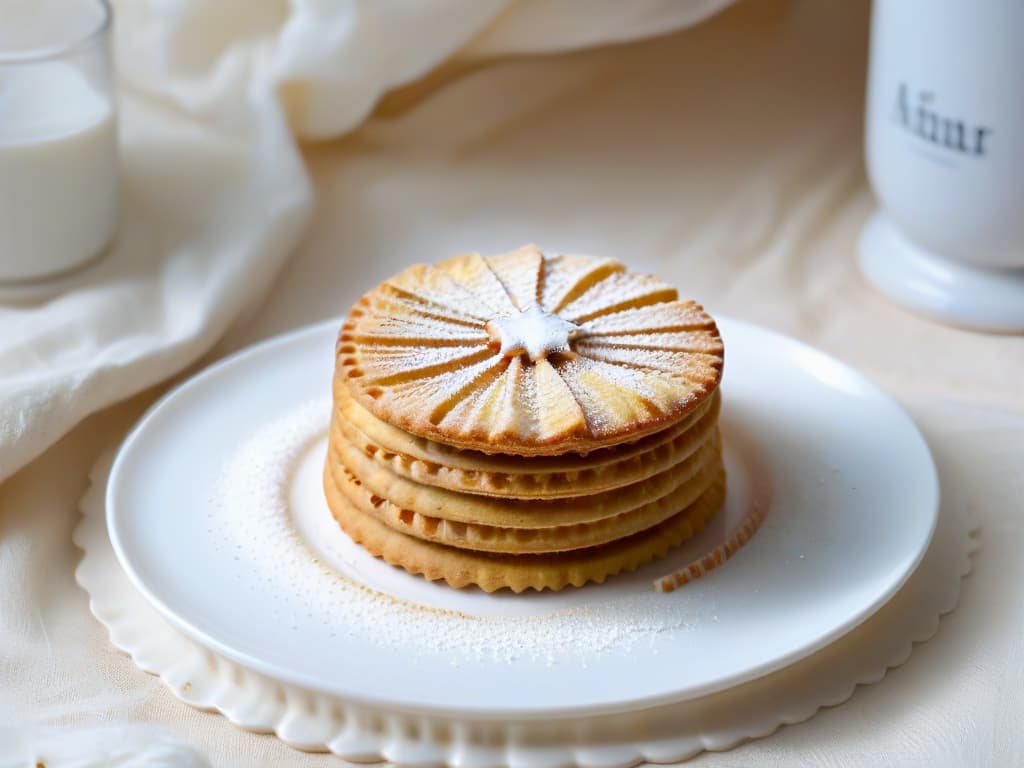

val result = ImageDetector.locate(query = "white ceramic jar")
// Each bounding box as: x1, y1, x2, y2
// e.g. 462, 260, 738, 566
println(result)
859, 0, 1024, 331
0, 0, 118, 283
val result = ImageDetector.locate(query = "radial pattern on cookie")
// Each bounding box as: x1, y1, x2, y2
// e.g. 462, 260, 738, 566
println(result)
336, 245, 723, 454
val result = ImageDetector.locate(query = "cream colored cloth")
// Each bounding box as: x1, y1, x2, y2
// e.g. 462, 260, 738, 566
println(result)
0, 90, 310, 482
0, 0, 731, 483
3, 1, 1024, 766
114, 0, 733, 140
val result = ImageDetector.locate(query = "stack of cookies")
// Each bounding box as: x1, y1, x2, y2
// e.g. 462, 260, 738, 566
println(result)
324, 245, 725, 592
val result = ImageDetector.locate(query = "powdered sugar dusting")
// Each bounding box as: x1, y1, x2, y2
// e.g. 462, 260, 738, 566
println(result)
486, 305, 579, 362
212, 400, 714, 665
339, 248, 723, 453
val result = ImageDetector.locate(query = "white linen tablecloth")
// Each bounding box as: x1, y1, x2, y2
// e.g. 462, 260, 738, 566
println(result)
3, 1, 1023, 765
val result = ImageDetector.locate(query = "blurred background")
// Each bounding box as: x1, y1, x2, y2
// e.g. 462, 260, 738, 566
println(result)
2, 1, 1022, 765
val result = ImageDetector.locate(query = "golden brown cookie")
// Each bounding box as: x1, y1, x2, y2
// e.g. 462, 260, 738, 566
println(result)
324, 462, 727, 592
325, 246, 731, 591
330, 435, 722, 554
327, 422, 721, 529
335, 245, 723, 456
332, 378, 722, 499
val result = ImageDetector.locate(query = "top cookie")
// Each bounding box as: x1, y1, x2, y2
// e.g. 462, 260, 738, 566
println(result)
335, 245, 723, 456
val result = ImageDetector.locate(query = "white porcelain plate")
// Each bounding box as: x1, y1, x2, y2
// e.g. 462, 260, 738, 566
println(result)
107, 317, 938, 719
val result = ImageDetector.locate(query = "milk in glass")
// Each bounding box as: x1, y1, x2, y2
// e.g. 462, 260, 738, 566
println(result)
0, 0, 117, 281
